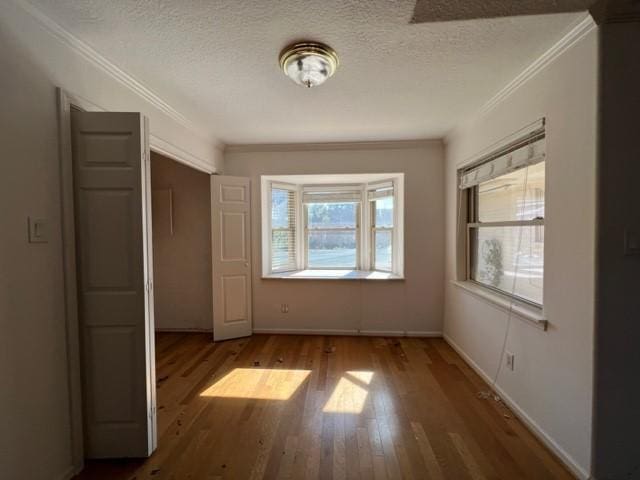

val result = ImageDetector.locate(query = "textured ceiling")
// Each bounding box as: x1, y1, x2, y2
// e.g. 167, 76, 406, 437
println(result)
28, 1, 586, 145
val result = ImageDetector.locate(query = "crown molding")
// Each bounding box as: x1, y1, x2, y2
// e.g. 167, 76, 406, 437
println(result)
477, 13, 596, 118
225, 138, 442, 154
12, 0, 215, 145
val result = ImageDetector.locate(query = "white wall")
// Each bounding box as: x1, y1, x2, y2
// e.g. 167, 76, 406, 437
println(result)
0, 2, 218, 478
224, 143, 445, 336
443, 30, 597, 478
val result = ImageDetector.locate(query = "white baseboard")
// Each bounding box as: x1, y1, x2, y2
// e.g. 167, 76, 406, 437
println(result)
156, 327, 442, 338
252, 328, 442, 337
359, 330, 442, 338
155, 327, 213, 333
443, 334, 590, 480
252, 328, 358, 336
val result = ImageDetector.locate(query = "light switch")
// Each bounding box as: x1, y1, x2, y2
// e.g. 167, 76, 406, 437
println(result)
624, 229, 640, 256
28, 217, 48, 243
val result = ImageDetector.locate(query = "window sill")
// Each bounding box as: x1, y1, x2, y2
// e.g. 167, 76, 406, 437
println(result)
451, 280, 547, 331
263, 270, 404, 281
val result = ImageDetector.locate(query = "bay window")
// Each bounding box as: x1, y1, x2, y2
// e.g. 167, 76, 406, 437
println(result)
261, 174, 404, 279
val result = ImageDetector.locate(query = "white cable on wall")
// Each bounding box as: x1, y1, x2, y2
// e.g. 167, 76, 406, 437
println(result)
479, 143, 533, 402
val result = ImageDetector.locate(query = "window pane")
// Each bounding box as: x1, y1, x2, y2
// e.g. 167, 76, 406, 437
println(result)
471, 225, 544, 305
374, 230, 392, 271
272, 188, 292, 228
307, 202, 357, 228
374, 197, 394, 227
478, 162, 545, 222
307, 231, 357, 268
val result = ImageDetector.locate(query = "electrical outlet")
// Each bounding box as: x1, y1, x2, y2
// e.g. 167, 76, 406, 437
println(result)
505, 351, 515, 371
280, 304, 289, 314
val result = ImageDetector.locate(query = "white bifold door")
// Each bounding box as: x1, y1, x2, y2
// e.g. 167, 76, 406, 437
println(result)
70, 110, 156, 458
211, 176, 253, 341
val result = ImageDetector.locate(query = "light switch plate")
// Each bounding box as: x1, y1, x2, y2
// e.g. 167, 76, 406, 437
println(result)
28, 217, 48, 243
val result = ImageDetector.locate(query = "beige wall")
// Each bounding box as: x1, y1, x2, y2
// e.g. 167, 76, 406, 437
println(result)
0, 26, 74, 480
151, 153, 213, 331
443, 30, 597, 477
224, 144, 445, 335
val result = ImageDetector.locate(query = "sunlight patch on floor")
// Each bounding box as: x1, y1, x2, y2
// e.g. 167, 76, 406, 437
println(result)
200, 368, 311, 400
323, 371, 374, 414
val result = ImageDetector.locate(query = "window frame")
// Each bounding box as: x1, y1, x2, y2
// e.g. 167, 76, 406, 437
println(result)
466, 179, 545, 308
261, 175, 404, 278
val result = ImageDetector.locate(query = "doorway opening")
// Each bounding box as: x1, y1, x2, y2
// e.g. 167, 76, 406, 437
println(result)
150, 152, 213, 334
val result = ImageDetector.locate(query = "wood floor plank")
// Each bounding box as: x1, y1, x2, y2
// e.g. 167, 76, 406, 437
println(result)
75, 333, 576, 480
450, 432, 488, 480
411, 421, 445, 480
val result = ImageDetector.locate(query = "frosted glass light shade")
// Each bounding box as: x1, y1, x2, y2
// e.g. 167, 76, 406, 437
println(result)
279, 42, 338, 88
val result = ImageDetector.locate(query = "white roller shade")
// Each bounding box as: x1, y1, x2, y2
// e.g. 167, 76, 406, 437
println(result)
459, 138, 546, 190
302, 189, 362, 203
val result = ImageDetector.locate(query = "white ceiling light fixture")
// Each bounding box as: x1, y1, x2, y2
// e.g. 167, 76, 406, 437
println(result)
279, 42, 339, 88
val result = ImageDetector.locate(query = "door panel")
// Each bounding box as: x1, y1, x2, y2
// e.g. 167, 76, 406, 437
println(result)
220, 184, 247, 203
222, 275, 248, 323
220, 211, 247, 261
211, 176, 252, 341
81, 189, 135, 289
71, 110, 156, 458
78, 133, 133, 166
88, 327, 137, 423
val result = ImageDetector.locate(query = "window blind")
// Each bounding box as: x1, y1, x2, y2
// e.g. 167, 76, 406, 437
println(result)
459, 137, 546, 190
302, 189, 362, 204
271, 188, 297, 272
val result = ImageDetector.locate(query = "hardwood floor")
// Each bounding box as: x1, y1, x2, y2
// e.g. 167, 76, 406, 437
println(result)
76, 333, 574, 479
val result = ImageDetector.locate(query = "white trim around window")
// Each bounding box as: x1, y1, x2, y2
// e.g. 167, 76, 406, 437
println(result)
261, 174, 404, 280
